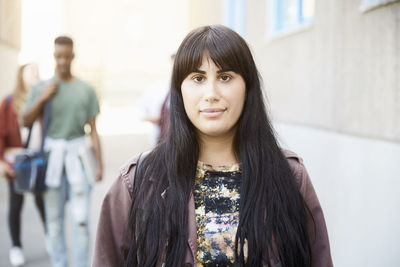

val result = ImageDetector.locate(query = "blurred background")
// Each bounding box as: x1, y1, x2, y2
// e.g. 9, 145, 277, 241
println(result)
1, 0, 399, 266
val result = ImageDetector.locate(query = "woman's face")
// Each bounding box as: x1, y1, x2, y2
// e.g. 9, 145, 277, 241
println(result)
181, 54, 246, 139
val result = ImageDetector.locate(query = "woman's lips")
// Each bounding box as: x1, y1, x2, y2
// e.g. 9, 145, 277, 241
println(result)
200, 108, 226, 118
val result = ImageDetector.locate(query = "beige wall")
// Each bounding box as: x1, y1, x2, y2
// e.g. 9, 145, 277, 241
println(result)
247, 0, 400, 142
0, 0, 21, 98
0, 45, 19, 98
0, 0, 21, 48
187, 0, 223, 30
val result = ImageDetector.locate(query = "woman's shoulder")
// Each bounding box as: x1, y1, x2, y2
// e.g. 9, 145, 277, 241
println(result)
0, 95, 12, 108
115, 151, 151, 196
115, 154, 140, 196
281, 149, 304, 167
0, 95, 16, 127
281, 149, 309, 192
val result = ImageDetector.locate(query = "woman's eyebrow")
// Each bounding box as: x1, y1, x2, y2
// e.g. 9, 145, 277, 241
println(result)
192, 69, 206, 74
192, 68, 233, 74
217, 68, 233, 73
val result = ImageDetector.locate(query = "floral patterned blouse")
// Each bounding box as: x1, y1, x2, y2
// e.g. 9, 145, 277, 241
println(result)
193, 161, 242, 266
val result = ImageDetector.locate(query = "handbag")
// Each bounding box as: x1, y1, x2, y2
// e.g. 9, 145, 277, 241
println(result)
13, 99, 52, 194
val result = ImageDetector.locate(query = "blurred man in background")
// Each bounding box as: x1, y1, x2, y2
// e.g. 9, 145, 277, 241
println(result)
23, 36, 103, 267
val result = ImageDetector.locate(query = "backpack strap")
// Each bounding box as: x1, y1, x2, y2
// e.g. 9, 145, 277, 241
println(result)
132, 150, 150, 194
23, 99, 52, 150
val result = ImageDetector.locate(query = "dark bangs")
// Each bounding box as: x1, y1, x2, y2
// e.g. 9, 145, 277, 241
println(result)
172, 25, 255, 92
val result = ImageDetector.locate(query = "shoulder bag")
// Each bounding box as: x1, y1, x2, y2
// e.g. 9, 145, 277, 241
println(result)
13, 99, 51, 194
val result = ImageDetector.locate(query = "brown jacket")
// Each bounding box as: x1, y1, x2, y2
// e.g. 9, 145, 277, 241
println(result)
92, 150, 333, 267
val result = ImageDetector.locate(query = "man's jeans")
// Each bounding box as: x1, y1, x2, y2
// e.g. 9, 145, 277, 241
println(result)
44, 174, 91, 267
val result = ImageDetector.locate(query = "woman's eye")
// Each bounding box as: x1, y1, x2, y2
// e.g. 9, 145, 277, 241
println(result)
192, 76, 204, 83
219, 75, 231, 82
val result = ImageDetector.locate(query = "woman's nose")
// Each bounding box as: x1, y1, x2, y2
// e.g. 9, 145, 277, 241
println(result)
203, 80, 219, 103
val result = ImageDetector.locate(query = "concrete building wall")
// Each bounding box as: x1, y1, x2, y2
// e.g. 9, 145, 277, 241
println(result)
0, 0, 21, 98
0, 45, 19, 98
247, 0, 400, 142
187, 0, 223, 30
276, 122, 400, 267
244, 1, 400, 266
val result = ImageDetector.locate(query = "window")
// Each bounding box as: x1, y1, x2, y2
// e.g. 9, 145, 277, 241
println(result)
222, 0, 246, 38
271, 0, 314, 33
360, 0, 400, 12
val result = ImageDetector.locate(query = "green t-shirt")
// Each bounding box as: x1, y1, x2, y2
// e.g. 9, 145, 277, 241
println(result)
25, 77, 100, 140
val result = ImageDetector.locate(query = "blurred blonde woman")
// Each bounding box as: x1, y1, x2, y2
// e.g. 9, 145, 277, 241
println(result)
0, 63, 46, 266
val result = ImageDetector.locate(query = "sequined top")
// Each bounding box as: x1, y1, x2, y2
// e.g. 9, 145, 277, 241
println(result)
193, 161, 242, 266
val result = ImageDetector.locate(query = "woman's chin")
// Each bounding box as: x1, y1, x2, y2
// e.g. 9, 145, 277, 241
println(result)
197, 127, 236, 139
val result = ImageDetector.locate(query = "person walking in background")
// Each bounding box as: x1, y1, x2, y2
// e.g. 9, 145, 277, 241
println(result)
23, 36, 103, 267
0, 63, 46, 266
157, 53, 175, 144
139, 53, 175, 146
93, 25, 333, 267
139, 81, 170, 146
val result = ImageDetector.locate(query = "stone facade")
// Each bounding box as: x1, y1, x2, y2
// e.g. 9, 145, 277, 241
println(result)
0, 0, 21, 98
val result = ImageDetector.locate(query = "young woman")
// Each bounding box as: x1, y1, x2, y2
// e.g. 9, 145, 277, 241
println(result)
0, 63, 46, 266
93, 25, 333, 267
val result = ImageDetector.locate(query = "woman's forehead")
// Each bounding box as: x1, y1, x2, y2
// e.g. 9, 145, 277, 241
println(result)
191, 52, 227, 71
198, 54, 218, 69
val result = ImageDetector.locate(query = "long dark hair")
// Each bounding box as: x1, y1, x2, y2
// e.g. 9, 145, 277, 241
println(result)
125, 25, 312, 267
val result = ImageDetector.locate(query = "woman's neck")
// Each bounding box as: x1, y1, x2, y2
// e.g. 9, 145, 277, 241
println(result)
198, 131, 237, 166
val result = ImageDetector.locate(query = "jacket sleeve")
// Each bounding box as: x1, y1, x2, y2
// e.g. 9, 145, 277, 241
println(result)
92, 171, 134, 267
291, 158, 334, 267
